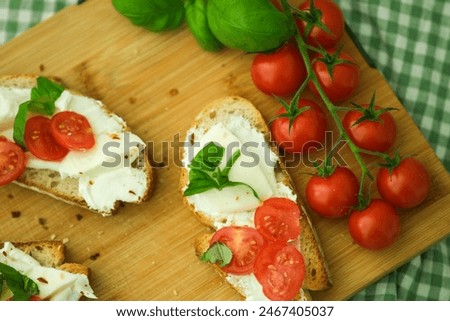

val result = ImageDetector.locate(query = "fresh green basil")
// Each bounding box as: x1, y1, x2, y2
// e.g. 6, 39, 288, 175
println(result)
184, 142, 259, 199
200, 242, 232, 267
0, 262, 39, 301
112, 0, 185, 32
206, 0, 295, 52
13, 76, 64, 148
185, 0, 223, 52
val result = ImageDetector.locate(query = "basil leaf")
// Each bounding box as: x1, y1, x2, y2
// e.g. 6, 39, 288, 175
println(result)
207, 0, 295, 52
200, 242, 232, 267
184, 142, 260, 199
112, 0, 185, 32
0, 262, 39, 301
12, 77, 64, 148
12, 102, 29, 148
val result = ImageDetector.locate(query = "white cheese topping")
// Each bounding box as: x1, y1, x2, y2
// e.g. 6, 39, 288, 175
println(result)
183, 115, 296, 229
0, 242, 96, 301
0, 87, 148, 213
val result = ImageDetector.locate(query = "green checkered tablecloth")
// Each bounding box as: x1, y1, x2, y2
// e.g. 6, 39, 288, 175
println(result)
0, 0, 448, 301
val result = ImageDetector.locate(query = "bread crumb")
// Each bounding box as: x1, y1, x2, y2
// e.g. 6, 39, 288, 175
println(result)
69, 224, 74, 228
11, 211, 21, 218
62, 238, 69, 244
76, 214, 83, 221
90, 253, 100, 261
39, 64, 45, 72
169, 88, 179, 96
50, 234, 56, 240
172, 290, 178, 296
7, 194, 14, 199
129, 97, 137, 104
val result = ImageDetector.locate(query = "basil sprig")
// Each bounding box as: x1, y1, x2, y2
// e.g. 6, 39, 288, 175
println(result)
183, 142, 259, 199
0, 262, 39, 301
200, 242, 232, 267
13, 76, 64, 148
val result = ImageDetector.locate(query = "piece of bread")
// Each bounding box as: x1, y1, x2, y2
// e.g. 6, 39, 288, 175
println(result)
0, 74, 154, 216
0, 240, 95, 300
180, 96, 332, 300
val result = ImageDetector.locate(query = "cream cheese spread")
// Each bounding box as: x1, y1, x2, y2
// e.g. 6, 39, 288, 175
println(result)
0, 242, 96, 301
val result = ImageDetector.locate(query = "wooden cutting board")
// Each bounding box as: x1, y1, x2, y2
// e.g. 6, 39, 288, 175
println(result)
1, 0, 449, 301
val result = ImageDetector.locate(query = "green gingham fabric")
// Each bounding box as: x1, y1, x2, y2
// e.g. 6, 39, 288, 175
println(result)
0, 0, 448, 301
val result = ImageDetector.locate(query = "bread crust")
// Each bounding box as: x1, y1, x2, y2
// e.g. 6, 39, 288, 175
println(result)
0, 74, 154, 216
180, 96, 332, 300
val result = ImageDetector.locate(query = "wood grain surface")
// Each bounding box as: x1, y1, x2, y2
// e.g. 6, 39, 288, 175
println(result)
0, 0, 448, 300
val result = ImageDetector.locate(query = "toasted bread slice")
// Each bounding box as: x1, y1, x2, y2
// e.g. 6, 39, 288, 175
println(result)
180, 96, 331, 300
0, 240, 95, 300
0, 74, 154, 216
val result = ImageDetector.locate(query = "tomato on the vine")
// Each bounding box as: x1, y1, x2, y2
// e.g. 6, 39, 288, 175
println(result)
0, 140, 27, 186
271, 99, 327, 153
306, 166, 359, 218
348, 199, 400, 250
255, 197, 301, 243
24, 116, 69, 161
209, 226, 265, 275
254, 243, 305, 301
295, 0, 345, 49
308, 48, 360, 103
251, 43, 307, 97
377, 157, 430, 209
343, 98, 397, 153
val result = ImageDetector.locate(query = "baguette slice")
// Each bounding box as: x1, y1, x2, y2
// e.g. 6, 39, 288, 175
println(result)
180, 96, 331, 300
0, 74, 154, 216
0, 240, 95, 300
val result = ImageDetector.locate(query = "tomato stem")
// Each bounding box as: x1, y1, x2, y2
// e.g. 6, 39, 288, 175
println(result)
280, 0, 372, 188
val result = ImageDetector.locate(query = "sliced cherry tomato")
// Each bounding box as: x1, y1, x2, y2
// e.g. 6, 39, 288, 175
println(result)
0, 140, 27, 186
308, 48, 360, 103
348, 199, 400, 250
254, 243, 305, 301
210, 226, 265, 275
251, 43, 307, 96
255, 198, 301, 243
306, 166, 359, 218
271, 99, 327, 153
343, 104, 396, 153
377, 157, 430, 209
50, 111, 95, 151
295, 0, 345, 49
0, 136, 7, 142
24, 116, 69, 161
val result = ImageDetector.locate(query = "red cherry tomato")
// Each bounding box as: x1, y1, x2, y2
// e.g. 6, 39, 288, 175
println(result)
24, 116, 69, 161
343, 105, 396, 152
210, 226, 265, 275
254, 243, 305, 301
251, 43, 307, 96
306, 166, 359, 218
50, 111, 95, 151
377, 158, 430, 209
309, 49, 360, 103
0, 140, 27, 186
271, 99, 327, 153
255, 198, 301, 243
348, 199, 400, 250
295, 0, 345, 49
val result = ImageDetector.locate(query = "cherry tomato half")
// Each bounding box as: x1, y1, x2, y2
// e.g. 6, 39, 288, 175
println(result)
255, 198, 301, 243
306, 166, 359, 218
271, 99, 327, 154
50, 111, 95, 151
0, 140, 27, 186
24, 116, 69, 161
377, 157, 430, 209
210, 226, 265, 275
254, 243, 305, 301
251, 43, 307, 97
348, 199, 400, 250
295, 0, 345, 49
